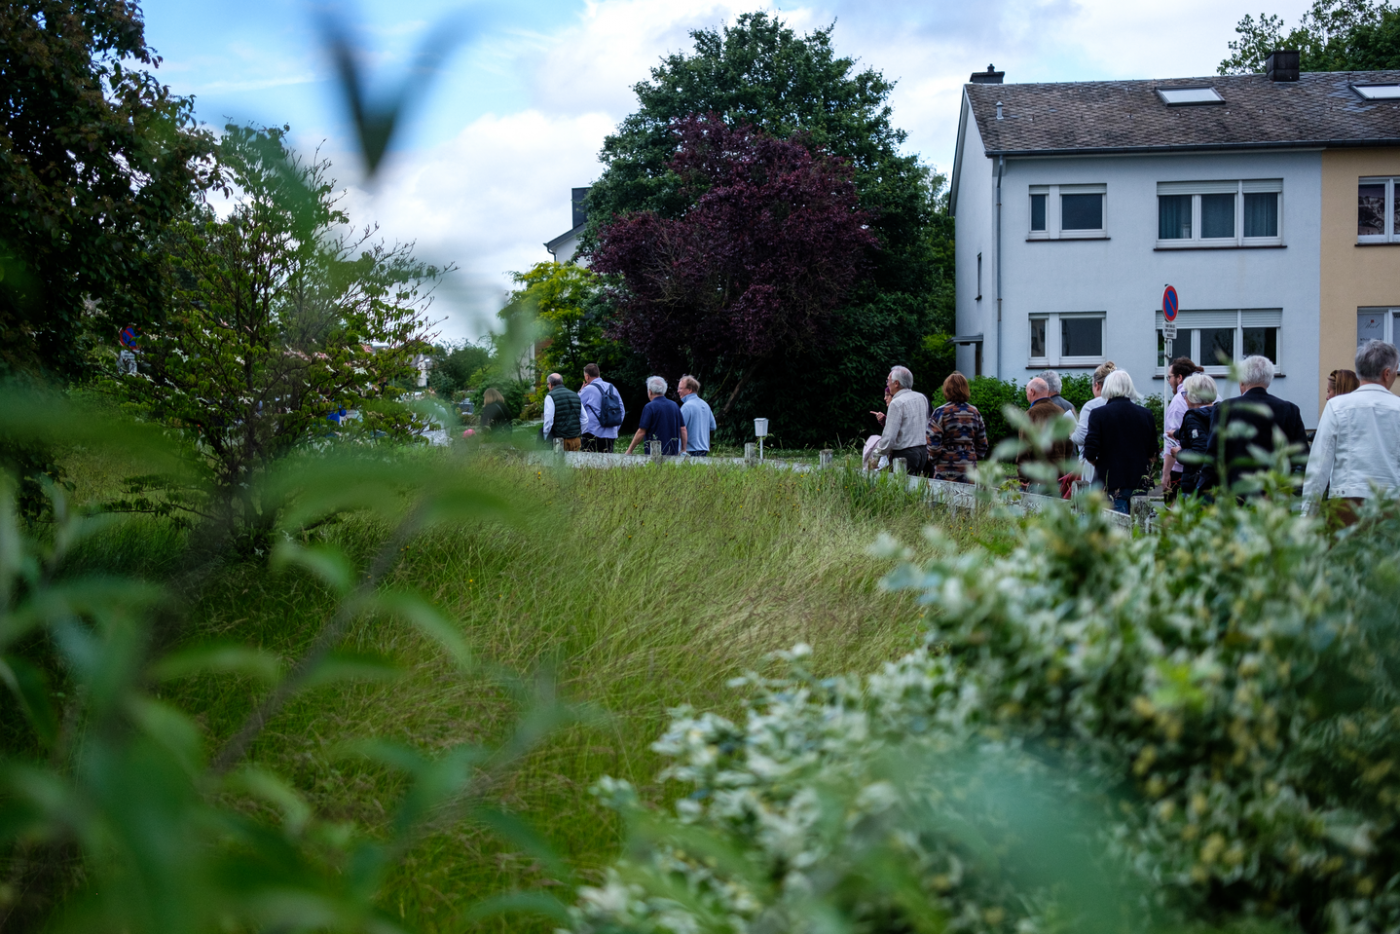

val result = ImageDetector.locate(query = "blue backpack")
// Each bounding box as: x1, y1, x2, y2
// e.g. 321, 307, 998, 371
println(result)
594, 380, 623, 428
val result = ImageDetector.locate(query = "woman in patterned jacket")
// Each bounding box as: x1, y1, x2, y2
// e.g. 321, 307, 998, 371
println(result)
926, 372, 990, 483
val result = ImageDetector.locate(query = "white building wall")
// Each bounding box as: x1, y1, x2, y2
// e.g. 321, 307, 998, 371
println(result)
959, 145, 1323, 424
953, 106, 995, 378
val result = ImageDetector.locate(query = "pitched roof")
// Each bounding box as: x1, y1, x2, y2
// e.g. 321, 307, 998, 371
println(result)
965, 71, 1400, 156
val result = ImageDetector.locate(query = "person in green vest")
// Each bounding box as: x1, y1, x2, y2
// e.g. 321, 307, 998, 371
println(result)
542, 372, 582, 451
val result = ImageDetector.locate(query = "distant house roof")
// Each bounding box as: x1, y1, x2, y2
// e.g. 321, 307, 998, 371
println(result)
545, 224, 584, 255
964, 71, 1400, 158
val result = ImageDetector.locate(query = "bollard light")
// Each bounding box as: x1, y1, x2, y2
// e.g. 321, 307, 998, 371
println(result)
754, 418, 769, 461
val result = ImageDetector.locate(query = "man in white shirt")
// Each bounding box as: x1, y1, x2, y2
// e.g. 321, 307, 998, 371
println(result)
1303, 339, 1400, 520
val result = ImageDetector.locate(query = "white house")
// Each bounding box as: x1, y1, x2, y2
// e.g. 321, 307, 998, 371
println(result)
950, 57, 1400, 426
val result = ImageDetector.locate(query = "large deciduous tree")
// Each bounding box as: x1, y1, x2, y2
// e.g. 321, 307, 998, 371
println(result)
1220, 0, 1400, 73
584, 12, 951, 447
0, 0, 218, 380
592, 115, 877, 419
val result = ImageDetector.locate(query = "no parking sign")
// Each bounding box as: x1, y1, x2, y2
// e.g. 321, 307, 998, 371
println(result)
1162, 285, 1179, 340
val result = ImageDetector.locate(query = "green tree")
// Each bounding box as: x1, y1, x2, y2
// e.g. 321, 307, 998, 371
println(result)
428, 340, 492, 398
584, 12, 953, 447
0, 0, 218, 380
509, 262, 611, 387
116, 125, 443, 542
1220, 0, 1400, 73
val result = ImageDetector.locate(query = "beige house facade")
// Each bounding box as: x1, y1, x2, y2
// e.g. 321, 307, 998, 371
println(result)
1321, 147, 1400, 413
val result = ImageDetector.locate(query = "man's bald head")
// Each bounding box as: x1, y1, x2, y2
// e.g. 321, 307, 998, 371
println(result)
1026, 377, 1050, 402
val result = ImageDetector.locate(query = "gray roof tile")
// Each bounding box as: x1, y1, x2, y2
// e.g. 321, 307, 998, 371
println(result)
966, 71, 1400, 155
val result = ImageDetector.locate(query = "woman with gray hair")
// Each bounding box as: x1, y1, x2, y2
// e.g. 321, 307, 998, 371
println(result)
1082, 370, 1159, 513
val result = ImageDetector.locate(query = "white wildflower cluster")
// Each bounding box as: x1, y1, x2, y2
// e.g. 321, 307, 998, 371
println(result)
570, 495, 1400, 934
568, 648, 1111, 934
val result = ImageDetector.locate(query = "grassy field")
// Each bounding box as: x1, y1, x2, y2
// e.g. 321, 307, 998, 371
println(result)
57, 446, 992, 932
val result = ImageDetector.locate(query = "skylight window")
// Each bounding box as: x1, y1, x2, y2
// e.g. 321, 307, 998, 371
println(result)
1156, 87, 1224, 105
1354, 84, 1400, 100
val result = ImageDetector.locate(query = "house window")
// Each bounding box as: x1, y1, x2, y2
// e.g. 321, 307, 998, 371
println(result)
1358, 178, 1399, 242
1156, 310, 1282, 375
1358, 308, 1400, 345
1029, 312, 1105, 366
1156, 180, 1283, 247
1028, 184, 1107, 239
1353, 84, 1400, 100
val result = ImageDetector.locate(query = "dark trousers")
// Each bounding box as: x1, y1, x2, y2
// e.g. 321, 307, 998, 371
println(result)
889, 445, 928, 474
688, 450, 709, 457
581, 434, 614, 453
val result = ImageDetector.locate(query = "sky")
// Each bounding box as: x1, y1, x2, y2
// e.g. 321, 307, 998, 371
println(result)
137, 0, 1314, 343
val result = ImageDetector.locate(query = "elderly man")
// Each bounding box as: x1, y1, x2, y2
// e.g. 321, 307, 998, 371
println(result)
1037, 370, 1077, 418
1201, 355, 1308, 493
867, 365, 929, 473
541, 373, 582, 452
1303, 339, 1400, 521
625, 376, 686, 456
1019, 377, 1075, 485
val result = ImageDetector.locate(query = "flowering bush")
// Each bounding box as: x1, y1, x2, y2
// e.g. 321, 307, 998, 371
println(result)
569, 494, 1400, 934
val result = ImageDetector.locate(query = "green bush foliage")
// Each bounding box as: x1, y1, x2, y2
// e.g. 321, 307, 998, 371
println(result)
570, 493, 1400, 934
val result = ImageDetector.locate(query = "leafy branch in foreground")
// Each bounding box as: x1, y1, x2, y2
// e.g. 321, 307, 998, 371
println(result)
0, 397, 578, 933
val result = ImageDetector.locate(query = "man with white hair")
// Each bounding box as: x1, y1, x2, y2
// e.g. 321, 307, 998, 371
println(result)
624, 375, 687, 456
1303, 339, 1400, 520
867, 365, 929, 473
541, 373, 582, 452
1201, 355, 1308, 493
1037, 369, 1077, 419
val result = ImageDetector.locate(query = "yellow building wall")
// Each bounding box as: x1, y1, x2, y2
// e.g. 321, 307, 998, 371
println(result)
1320, 148, 1400, 413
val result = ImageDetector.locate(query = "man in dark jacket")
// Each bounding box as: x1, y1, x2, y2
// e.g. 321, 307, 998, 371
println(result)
1083, 370, 1159, 514
1200, 355, 1308, 494
542, 373, 583, 451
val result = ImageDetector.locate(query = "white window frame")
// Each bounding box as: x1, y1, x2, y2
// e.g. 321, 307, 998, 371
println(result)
1155, 180, 1284, 248
1358, 178, 1399, 243
1357, 307, 1400, 345
1028, 312, 1106, 367
1155, 309, 1283, 377
1028, 184, 1107, 240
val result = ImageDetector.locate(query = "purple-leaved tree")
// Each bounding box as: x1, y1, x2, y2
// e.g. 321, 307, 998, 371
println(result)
589, 114, 878, 419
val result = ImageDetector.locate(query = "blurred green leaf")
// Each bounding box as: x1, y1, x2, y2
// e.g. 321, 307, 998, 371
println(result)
0, 652, 59, 745
151, 643, 284, 686
369, 590, 473, 671
271, 540, 355, 597
300, 651, 402, 691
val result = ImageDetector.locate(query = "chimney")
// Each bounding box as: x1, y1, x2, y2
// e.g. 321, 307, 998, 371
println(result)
970, 64, 1004, 85
1265, 50, 1300, 81
571, 187, 590, 229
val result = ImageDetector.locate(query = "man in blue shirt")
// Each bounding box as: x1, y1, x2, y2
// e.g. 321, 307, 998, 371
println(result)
677, 374, 716, 456
625, 375, 686, 455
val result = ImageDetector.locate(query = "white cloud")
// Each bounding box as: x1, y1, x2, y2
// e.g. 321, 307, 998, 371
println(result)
345, 109, 616, 342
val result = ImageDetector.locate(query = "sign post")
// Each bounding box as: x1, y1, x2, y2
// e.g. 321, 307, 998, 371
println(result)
1161, 284, 1179, 413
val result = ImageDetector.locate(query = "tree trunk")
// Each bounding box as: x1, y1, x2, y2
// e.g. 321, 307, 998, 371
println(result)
719, 360, 763, 421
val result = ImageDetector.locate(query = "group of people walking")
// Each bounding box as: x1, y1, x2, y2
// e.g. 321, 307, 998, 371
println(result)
864, 338, 1400, 517
535, 365, 718, 457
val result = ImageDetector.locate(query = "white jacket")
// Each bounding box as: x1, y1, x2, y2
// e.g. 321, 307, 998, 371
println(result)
1303, 383, 1400, 503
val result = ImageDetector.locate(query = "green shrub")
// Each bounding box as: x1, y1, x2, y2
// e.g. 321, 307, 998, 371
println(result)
569, 494, 1400, 934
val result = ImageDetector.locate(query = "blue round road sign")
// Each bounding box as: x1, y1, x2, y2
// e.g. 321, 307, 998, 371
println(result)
1163, 285, 1179, 322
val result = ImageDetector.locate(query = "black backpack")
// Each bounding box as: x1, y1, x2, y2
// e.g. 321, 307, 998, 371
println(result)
594, 380, 623, 428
